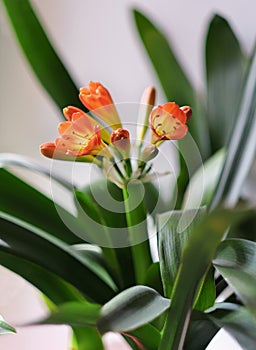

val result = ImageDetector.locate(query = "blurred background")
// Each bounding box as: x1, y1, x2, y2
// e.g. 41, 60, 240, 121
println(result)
0, 0, 255, 348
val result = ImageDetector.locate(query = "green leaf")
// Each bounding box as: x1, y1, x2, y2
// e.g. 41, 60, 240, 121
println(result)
158, 207, 206, 298
0, 168, 83, 245
210, 46, 256, 209
2, 0, 84, 112
0, 211, 116, 304
182, 149, 226, 210
75, 180, 135, 288
208, 303, 256, 350
0, 316, 16, 335
97, 286, 170, 334
39, 301, 101, 326
133, 9, 210, 159
158, 208, 252, 350
72, 327, 104, 350
214, 239, 256, 315
126, 323, 161, 350
0, 153, 73, 190
206, 15, 246, 152
184, 311, 219, 350
0, 248, 84, 305
144, 262, 163, 295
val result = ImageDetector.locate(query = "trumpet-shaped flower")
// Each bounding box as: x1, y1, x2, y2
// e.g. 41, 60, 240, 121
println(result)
79, 81, 122, 129
149, 102, 192, 144
40, 109, 109, 161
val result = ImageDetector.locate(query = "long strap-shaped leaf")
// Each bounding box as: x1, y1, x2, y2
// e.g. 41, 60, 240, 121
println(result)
2, 0, 85, 112
210, 46, 256, 209
133, 9, 210, 160
158, 208, 251, 350
0, 168, 83, 244
205, 15, 246, 152
0, 211, 116, 304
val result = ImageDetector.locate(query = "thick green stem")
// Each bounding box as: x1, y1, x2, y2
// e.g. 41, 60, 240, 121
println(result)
122, 184, 152, 284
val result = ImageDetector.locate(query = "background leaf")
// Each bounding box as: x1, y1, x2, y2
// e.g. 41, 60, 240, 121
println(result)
214, 239, 256, 315
158, 208, 251, 350
0, 316, 16, 335
133, 9, 210, 160
205, 15, 246, 152
158, 207, 206, 298
0, 168, 82, 244
39, 301, 101, 326
210, 46, 256, 209
97, 286, 170, 334
0, 211, 116, 304
2, 0, 84, 112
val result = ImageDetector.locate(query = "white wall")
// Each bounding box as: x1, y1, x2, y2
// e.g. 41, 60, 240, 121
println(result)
0, 0, 255, 348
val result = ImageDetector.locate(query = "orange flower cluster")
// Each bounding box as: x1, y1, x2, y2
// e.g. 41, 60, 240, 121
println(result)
40, 82, 191, 167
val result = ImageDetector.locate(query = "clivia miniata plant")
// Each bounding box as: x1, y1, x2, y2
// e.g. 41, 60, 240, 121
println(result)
1, 1, 256, 349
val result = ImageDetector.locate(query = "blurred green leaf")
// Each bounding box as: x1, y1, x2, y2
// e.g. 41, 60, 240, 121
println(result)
133, 9, 210, 159
0, 316, 16, 335
0, 153, 73, 190
0, 169, 83, 244
210, 46, 256, 209
144, 262, 163, 295
0, 211, 116, 304
97, 286, 170, 334
0, 248, 84, 305
182, 149, 225, 210
72, 327, 104, 350
206, 15, 246, 152
214, 239, 256, 315
39, 301, 101, 326
2, 0, 84, 112
208, 303, 256, 350
184, 310, 219, 350
158, 208, 251, 350
158, 207, 206, 298
127, 323, 161, 350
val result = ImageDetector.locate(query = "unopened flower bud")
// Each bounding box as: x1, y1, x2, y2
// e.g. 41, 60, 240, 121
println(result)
110, 128, 131, 158
140, 145, 159, 163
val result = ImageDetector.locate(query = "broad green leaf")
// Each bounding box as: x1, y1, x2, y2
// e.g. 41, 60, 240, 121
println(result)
206, 15, 246, 152
182, 149, 226, 210
72, 327, 104, 350
97, 286, 170, 334
133, 10, 209, 159
0, 316, 16, 335
210, 46, 256, 209
126, 323, 161, 350
0, 211, 116, 304
158, 207, 206, 298
0, 168, 83, 244
214, 239, 256, 315
2, 0, 84, 112
39, 301, 101, 326
207, 303, 256, 350
158, 208, 251, 350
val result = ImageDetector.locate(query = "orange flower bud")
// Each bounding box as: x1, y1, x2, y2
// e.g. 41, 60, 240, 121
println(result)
79, 81, 122, 129
110, 128, 131, 158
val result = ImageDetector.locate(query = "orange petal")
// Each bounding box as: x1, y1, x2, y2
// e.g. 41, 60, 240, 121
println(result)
162, 102, 187, 124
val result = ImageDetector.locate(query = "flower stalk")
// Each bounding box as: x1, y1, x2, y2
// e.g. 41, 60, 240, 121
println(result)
122, 183, 152, 284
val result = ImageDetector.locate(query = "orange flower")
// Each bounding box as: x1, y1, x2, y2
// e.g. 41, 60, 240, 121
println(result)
149, 102, 192, 144
40, 109, 109, 161
79, 81, 122, 129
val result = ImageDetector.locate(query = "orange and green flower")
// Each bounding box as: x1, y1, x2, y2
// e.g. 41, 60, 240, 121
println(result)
149, 102, 192, 144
